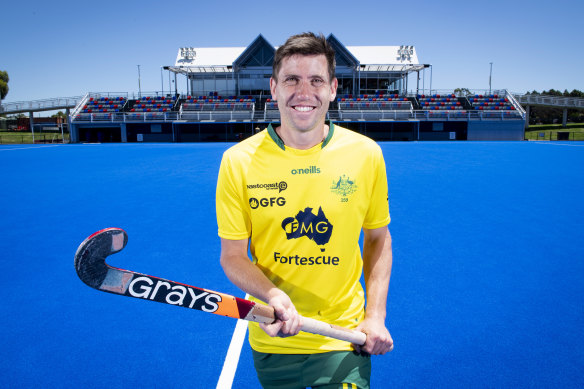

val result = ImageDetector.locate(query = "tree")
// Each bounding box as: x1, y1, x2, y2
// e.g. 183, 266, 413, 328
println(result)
51, 111, 67, 119
0, 70, 8, 100
454, 87, 472, 96
525, 89, 584, 124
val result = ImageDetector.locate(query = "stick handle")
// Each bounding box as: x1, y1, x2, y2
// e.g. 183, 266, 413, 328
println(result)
301, 317, 366, 345
250, 304, 366, 345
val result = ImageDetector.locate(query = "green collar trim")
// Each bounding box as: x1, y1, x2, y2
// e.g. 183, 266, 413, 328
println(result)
322, 121, 335, 148
267, 122, 335, 151
267, 123, 285, 150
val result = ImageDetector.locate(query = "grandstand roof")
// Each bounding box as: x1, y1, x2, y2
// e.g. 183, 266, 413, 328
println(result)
347, 45, 419, 65
175, 47, 245, 66
169, 34, 426, 74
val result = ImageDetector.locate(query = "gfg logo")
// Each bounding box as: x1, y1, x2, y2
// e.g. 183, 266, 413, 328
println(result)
249, 197, 286, 209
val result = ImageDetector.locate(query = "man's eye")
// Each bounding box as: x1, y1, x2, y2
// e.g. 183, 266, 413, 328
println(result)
284, 77, 298, 85
312, 79, 324, 86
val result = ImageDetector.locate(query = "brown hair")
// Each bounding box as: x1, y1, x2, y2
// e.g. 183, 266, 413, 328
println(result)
272, 32, 336, 82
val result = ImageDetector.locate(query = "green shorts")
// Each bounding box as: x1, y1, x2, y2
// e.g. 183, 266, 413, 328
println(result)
252, 349, 371, 389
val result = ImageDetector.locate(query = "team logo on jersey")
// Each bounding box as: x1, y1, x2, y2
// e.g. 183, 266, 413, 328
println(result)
330, 175, 358, 197
247, 181, 288, 193
281, 207, 332, 252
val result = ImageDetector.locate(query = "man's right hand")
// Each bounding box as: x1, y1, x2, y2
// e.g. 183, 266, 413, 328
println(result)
259, 290, 303, 337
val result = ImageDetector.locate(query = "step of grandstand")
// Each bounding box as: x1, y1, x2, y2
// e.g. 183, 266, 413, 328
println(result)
264, 99, 280, 120
129, 95, 178, 113
181, 96, 255, 110
417, 94, 466, 110
337, 93, 413, 110
180, 95, 255, 121
467, 94, 517, 111
74, 96, 127, 120
80, 96, 127, 113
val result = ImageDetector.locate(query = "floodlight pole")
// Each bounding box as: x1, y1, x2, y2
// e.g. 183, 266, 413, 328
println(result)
168, 70, 171, 97
430, 65, 433, 95
160, 67, 164, 96
489, 62, 493, 94
137, 65, 142, 98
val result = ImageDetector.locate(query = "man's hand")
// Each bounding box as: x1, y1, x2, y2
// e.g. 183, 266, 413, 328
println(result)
353, 317, 393, 355
259, 290, 303, 337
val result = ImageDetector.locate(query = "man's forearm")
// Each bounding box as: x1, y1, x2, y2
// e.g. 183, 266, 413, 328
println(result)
362, 228, 392, 319
219, 238, 282, 304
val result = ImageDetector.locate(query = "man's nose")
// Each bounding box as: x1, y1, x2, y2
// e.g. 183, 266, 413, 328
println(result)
296, 80, 311, 98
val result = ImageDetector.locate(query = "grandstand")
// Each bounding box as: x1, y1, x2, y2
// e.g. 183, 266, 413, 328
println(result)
69, 34, 525, 143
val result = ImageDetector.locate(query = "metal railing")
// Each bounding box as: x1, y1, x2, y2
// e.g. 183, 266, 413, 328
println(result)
71, 108, 525, 123
66, 89, 528, 124
1, 96, 83, 114
513, 94, 584, 109
410, 89, 510, 98
338, 110, 413, 121
412, 110, 523, 120
70, 93, 91, 118
72, 112, 180, 122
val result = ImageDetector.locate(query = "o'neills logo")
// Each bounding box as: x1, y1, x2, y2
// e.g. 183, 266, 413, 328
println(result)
291, 166, 320, 175
126, 276, 221, 312
247, 181, 288, 193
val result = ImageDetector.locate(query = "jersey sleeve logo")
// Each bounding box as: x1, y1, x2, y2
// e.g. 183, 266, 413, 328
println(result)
281, 207, 333, 252
330, 174, 357, 197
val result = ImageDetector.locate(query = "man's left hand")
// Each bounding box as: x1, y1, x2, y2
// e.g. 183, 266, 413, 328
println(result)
353, 317, 393, 355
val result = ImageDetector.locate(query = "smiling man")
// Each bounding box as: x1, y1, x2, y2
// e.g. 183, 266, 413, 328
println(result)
216, 32, 393, 388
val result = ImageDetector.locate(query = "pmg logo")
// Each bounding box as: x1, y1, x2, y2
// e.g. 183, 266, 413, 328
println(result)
281, 207, 333, 252
249, 197, 286, 209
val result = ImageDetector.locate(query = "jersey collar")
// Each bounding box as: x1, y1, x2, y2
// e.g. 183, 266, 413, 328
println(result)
267, 122, 335, 151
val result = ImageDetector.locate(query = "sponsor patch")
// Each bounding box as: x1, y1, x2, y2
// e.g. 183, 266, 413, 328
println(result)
247, 181, 287, 193
250, 197, 286, 209
281, 207, 332, 252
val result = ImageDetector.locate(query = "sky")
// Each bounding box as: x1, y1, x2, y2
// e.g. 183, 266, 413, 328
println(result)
1, 0, 582, 114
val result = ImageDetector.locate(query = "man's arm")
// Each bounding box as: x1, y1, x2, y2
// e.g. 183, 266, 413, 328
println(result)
354, 226, 394, 355
219, 238, 302, 337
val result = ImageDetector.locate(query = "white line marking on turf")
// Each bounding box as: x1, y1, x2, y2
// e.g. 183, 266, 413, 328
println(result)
531, 142, 584, 147
0, 145, 64, 151
216, 294, 250, 389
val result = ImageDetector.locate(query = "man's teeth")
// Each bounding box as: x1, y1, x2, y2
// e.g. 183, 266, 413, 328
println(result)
294, 106, 314, 112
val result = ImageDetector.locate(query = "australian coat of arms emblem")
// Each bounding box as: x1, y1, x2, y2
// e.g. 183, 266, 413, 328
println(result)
330, 174, 357, 196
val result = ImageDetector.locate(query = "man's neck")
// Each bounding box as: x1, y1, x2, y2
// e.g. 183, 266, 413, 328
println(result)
275, 123, 329, 150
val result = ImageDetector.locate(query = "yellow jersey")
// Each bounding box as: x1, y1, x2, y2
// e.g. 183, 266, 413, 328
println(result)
216, 122, 390, 353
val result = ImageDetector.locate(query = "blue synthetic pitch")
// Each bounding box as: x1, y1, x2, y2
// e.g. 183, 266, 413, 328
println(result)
1, 141, 583, 388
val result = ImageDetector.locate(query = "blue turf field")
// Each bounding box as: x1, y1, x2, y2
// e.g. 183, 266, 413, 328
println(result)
1, 141, 583, 388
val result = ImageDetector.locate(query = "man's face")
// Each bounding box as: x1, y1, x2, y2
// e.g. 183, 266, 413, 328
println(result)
270, 54, 337, 134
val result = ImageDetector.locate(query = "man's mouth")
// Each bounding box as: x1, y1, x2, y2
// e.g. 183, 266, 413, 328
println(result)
292, 105, 315, 112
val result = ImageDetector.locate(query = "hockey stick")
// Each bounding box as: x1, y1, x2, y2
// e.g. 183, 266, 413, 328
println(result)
74, 228, 366, 345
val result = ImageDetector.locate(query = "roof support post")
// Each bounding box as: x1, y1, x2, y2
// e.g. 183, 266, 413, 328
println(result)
121, 123, 127, 143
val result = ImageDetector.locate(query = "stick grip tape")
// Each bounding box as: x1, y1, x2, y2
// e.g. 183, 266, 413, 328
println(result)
301, 317, 366, 345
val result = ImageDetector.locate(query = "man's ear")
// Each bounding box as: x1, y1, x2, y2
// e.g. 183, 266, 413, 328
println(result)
270, 77, 277, 100
330, 78, 338, 101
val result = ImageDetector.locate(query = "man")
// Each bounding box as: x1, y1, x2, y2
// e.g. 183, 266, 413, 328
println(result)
216, 32, 393, 388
